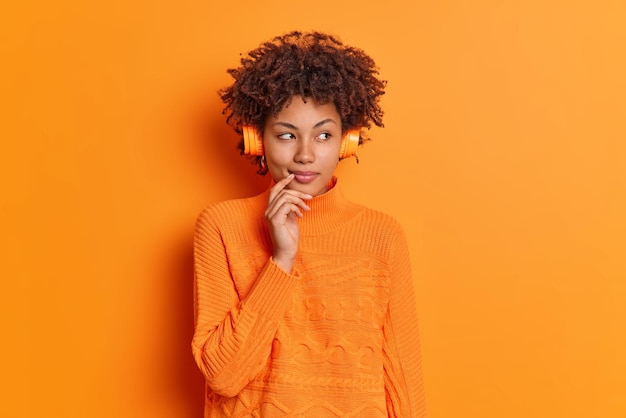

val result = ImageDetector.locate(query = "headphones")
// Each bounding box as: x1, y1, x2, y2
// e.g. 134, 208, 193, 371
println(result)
242, 125, 360, 159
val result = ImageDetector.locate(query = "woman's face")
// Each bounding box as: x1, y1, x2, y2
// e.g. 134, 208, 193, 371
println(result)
263, 96, 343, 197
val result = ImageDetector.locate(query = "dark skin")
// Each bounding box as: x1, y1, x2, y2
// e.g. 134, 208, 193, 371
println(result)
265, 174, 311, 273
262, 96, 345, 274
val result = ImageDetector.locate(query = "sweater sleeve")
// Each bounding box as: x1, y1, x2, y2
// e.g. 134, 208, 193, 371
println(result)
382, 223, 427, 417
191, 208, 299, 397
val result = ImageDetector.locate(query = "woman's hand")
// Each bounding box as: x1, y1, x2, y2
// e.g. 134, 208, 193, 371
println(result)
265, 173, 312, 273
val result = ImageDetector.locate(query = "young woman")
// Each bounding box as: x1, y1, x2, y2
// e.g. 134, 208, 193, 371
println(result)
192, 31, 426, 417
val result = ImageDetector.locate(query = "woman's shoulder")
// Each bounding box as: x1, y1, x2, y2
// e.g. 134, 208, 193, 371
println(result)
196, 192, 266, 228
338, 204, 410, 260
355, 205, 406, 233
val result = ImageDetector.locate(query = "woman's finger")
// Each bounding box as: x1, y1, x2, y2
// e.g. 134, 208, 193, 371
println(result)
265, 196, 309, 220
268, 173, 313, 204
268, 173, 295, 203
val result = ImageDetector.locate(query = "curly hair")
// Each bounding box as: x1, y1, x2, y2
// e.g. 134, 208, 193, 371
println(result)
219, 31, 387, 173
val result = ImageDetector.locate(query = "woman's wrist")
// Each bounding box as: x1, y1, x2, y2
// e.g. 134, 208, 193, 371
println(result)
272, 254, 295, 274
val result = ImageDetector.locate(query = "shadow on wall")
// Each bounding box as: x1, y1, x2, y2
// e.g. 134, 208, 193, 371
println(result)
162, 90, 269, 416
166, 235, 206, 417
191, 86, 270, 203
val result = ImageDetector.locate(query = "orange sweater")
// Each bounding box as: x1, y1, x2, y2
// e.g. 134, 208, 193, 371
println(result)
192, 180, 426, 417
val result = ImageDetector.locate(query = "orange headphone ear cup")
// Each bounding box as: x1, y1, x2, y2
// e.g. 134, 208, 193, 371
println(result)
339, 129, 360, 159
242, 125, 264, 156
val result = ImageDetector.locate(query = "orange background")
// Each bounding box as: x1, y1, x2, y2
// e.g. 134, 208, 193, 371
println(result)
2, 1, 625, 417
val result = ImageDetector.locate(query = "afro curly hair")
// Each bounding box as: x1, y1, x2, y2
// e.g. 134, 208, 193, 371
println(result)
219, 30, 386, 174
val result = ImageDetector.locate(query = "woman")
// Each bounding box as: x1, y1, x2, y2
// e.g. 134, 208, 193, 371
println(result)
192, 31, 426, 417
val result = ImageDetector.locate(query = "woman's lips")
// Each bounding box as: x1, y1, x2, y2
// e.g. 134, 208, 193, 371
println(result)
291, 171, 318, 183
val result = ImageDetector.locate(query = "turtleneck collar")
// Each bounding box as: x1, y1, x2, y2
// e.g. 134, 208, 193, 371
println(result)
299, 177, 362, 236
261, 177, 363, 236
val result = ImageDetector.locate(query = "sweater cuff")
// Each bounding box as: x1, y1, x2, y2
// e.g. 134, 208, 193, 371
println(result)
243, 257, 299, 322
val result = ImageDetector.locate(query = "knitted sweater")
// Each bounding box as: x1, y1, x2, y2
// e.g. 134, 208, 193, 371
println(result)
192, 179, 426, 417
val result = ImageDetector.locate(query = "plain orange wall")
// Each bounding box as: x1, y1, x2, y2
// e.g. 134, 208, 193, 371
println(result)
2, 1, 625, 417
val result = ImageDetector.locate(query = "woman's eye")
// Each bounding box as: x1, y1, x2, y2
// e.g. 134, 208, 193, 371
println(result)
278, 133, 294, 140
318, 132, 331, 140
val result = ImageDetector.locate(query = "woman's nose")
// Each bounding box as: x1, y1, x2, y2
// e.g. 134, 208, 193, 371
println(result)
294, 138, 314, 163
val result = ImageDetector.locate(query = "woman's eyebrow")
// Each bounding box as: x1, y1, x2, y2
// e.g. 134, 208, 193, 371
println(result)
313, 119, 337, 129
271, 122, 298, 130
271, 119, 337, 130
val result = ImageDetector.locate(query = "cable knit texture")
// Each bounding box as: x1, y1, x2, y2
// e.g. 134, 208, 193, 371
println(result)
192, 179, 426, 417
